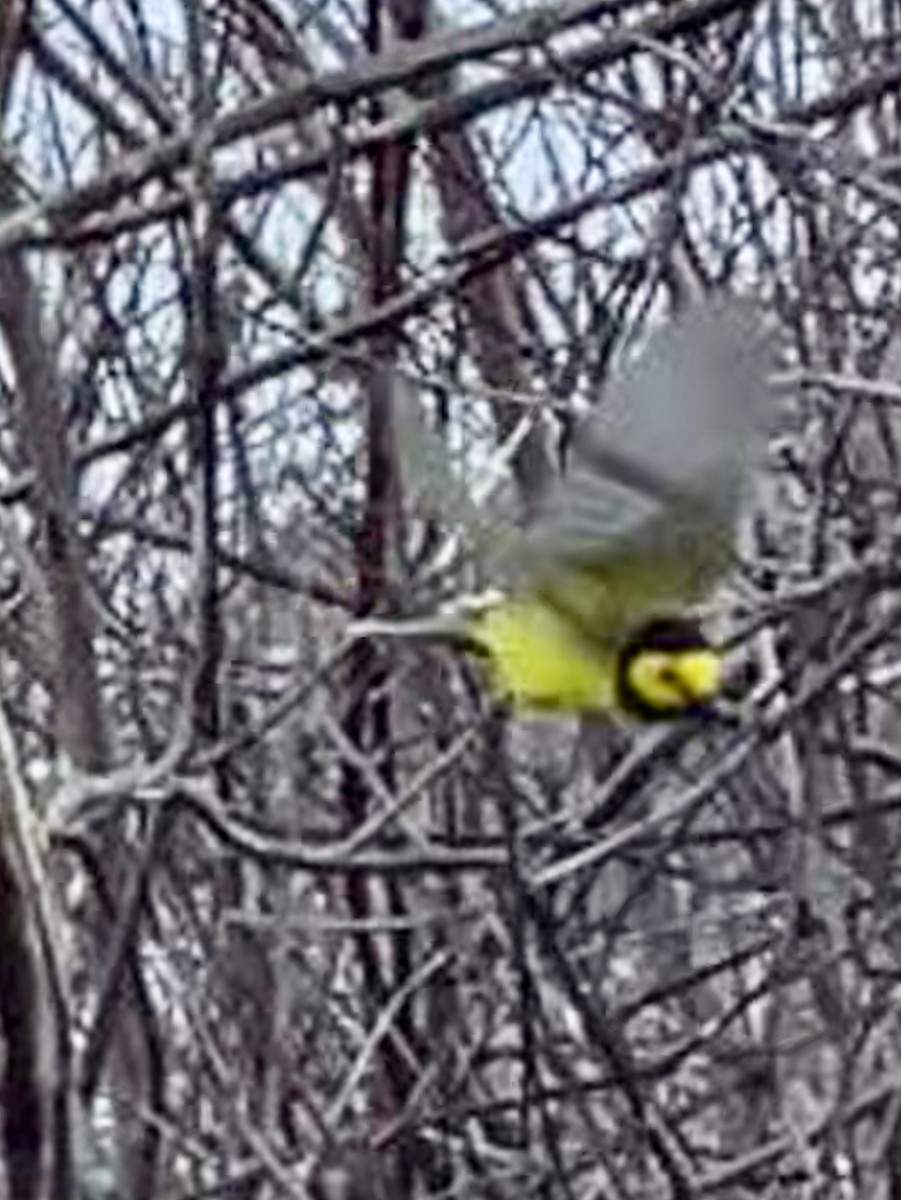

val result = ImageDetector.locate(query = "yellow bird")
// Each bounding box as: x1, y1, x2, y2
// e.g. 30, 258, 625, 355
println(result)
351, 300, 775, 719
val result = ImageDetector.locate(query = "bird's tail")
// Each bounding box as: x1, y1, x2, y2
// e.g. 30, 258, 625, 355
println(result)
347, 612, 469, 641
347, 590, 504, 645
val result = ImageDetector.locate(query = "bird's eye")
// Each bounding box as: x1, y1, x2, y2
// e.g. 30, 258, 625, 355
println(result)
661, 662, 694, 703
661, 663, 681, 687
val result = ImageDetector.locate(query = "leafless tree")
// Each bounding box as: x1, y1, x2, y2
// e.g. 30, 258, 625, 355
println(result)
1, 1, 901, 1197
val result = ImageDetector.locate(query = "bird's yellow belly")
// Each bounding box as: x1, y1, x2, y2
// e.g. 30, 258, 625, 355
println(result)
471, 598, 617, 712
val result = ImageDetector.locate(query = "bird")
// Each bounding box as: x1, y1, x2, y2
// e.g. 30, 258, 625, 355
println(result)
350, 298, 776, 720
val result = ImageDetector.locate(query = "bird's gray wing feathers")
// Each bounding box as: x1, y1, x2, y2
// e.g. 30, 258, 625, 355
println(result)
526, 299, 774, 566
392, 380, 527, 581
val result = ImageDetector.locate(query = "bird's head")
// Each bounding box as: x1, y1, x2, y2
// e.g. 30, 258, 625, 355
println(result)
615, 615, 722, 719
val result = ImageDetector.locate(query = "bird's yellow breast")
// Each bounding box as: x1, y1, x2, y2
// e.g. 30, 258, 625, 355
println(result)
470, 597, 617, 712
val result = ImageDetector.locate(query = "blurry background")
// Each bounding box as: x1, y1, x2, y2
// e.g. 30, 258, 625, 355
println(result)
1, 1, 901, 1197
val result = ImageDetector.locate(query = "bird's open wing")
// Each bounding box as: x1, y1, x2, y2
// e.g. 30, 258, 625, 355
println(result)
389, 301, 775, 631
524, 300, 775, 573
391, 378, 529, 586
